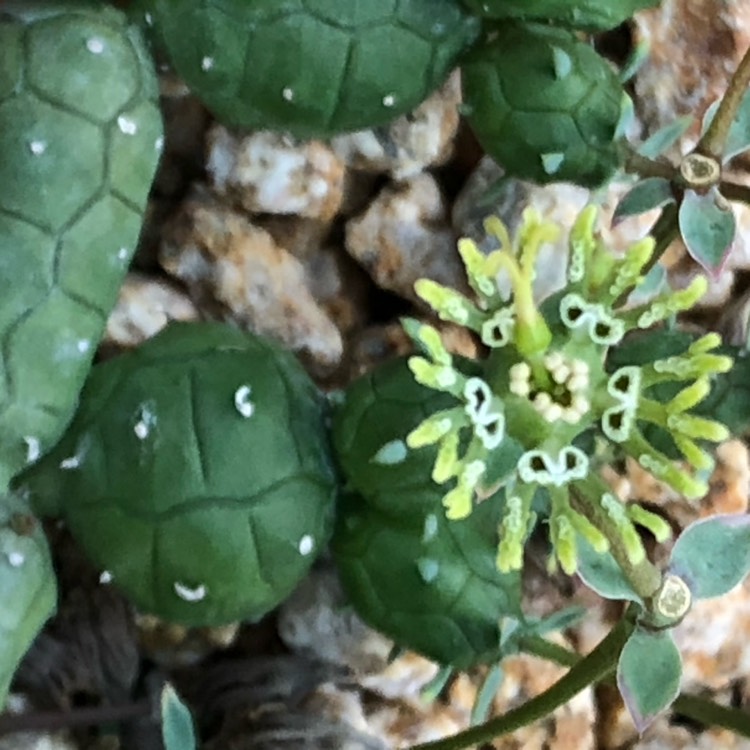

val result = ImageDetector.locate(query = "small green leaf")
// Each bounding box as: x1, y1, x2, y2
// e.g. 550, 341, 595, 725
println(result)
701, 90, 750, 162
420, 665, 454, 702
669, 514, 750, 599
627, 262, 668, 305
613, 178, 674, 225
638, 116, 693, 158
614, 92, 636, 140
619, 37, 651, 84
576, 535, 643, 604
471, 664, 503, 725
161, 683, 197, 750
617, 627, 682, 733
678, 188, 736, 275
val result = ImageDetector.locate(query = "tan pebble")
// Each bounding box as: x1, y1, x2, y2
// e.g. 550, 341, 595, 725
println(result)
331, 71, 461, 180
159, 188, 343, 373
206, 126, 345, 222
345, 173, 466, 304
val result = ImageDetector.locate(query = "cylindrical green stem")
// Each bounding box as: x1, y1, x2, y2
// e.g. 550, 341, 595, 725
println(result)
622, 146, 676, 181
519, 637, 750, 740
407, 619, 634, 750
673, 694, 750, 739
720, 180, 750, 207
697, 44, 750, 160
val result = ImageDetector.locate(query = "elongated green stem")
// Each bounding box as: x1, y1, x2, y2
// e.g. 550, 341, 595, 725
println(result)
518, 634, 578, 667
623, 146, 676, 181
697, 44, 750, 160
519, 637, 750, 740
673, 694, 750, 739
720, 180, 750, 207
407, 618, 634, 750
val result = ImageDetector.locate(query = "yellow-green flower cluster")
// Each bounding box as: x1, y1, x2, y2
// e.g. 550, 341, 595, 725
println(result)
404, 206, 731, 575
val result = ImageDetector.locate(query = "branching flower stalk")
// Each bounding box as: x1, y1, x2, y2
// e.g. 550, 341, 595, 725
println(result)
404, 206, 731, 599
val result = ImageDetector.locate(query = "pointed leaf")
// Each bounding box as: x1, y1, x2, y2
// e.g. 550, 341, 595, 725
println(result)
619, 38, 651, 84
627, 262, 668, 305
678, 188, 737, 275
617, 628, 682, 733
528, 605, 587, 635
161, 683, 197, 750
471, 664, 504, 725
420, 665, 454, 703
613, 178, 674, 225
576, 535, 644, 604
638, 116, 694, 158
614, 92, 636, 140
669, 514, 750, 599
701, 90, 750, 162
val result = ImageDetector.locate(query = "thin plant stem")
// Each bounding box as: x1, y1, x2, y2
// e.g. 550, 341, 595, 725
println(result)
407, 618, 634, 750
697, 44, 750, 160
720, 180, 750, 207
622, 146, 676, 181
519, 637, 750, 740
672, 694, 750, 739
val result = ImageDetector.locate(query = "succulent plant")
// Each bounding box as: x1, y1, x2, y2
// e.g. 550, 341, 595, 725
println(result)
332, 357, 522, 669
461, 22, 625, 187
0, 494, 56, 709
0, 0, 163, 487
461, 0, 660, 31
17, 322, 337, 626
136, 0, 480, 138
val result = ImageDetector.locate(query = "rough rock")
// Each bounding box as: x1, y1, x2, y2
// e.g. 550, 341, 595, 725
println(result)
159, 188, 343, 373
206, 127, 345, 222
104, 272, 199, 350
633, 0, 750, 156
345, 173, 466, 304
331, 71, 462, 181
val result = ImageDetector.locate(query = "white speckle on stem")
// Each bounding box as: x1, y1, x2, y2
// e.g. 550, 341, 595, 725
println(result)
282, 87, 294, 102
77, 339, 90, 354
145, 12, 153, 25
86, 38, 105, 54
29, 140, 46, 155
201, 56, 214, 71
117, 247, 129, 262
298, 534, 314, 556
117, 116, 138, 135
60, 455, 80, 470
155, 135, 164, 152
99, 570, 113, 584
382, 94, 396, 107
7, 551, 25, 568
234, 385, 255, 418
174, 581, 207, 602
133, 404, 157, 440
24, 436, 41, 463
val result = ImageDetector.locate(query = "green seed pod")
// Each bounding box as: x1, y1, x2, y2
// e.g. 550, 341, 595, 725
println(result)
16, 322, 337, 626
0, 494, 56, 709
462, 23, 624, 187
332, 488, 522, 669
137, 0, 479, 138
0, 1, 163, 486
461, 0, 660, 31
